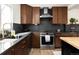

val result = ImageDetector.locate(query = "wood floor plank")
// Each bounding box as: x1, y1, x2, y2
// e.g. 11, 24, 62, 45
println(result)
29, 48, 61, 55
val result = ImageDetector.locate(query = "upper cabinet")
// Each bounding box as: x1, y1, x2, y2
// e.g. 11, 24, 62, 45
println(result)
32, 7, 40, 25
21, 4, 67, 24
52, 7, 67, 24
21, 4, 32, 24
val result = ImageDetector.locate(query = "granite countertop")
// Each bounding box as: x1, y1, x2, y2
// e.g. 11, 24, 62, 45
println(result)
60, 37, 79, 50
0, 32, 31, 54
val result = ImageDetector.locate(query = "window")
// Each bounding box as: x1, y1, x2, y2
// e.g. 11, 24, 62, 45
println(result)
1, 4, 13, 30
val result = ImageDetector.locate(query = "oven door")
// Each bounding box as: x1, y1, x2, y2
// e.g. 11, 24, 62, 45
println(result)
41, 36, 54, 45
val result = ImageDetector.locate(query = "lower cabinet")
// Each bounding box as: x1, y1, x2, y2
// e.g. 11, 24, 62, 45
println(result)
14, 49, 29, 55
1, 34, 32, 55
55, 33, 61, 48
55, 32, 79, 48
32, 32, 40, 48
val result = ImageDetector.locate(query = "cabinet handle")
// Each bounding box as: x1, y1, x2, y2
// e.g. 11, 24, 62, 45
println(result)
22, 41, 26, 44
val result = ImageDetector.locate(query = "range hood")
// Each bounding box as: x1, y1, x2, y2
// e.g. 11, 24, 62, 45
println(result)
40, 7, 52, 18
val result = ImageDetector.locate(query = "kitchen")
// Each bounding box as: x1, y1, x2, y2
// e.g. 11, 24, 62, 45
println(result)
0, 4, 79, 55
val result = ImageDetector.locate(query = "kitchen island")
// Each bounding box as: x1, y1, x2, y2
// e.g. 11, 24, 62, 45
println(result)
0, 32, 32, 55
60, 37, 79, 55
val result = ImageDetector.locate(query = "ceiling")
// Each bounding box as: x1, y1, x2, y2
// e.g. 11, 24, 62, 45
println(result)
28, 4, 79, 10
28, 4, 69, 8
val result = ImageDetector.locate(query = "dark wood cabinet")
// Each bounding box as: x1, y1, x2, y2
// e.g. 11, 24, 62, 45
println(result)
32, 32, 40, 48
1, 34, 32, 55
62, 7, 67, 24
52, 7, 58, 24
55, 32, 79, 48
52, 7, 67, 24
32, 7, 40, 24
21, 5, 67, 24
57, 7, 63, 24
55, 33, 61, 48
21, 4, 32, 24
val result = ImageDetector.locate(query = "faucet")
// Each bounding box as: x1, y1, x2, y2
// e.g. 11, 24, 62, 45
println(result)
2, 23, 12, 38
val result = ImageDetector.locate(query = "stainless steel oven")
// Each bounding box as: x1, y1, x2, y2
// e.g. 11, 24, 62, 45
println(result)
40, 32, 54, 48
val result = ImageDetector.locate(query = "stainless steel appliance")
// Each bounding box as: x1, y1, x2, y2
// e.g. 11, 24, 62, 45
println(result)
40, 32, 54, 48
40, 7, 52, 18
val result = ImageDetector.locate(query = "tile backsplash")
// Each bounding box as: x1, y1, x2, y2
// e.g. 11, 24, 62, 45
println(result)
13, 23, 65, 33
13, 23, 23, 34
65, 24, 79, 32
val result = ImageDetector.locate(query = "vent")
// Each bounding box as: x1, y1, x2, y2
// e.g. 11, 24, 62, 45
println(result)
40, 7, 52, 18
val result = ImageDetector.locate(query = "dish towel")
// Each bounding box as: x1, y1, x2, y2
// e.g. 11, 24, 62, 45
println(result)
45, 35, 50, 42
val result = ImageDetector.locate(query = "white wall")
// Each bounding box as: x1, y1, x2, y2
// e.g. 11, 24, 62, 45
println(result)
13, 4, 21, 24
68, 5, 79, 24
0, 5, 1, 33
3, 4, 21, 24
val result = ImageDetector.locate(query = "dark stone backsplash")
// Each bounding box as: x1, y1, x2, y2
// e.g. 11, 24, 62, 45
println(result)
13, 23, 23, 34
65, 24, 79, 32
13, 23, 65, 33
13, 23, 79, 34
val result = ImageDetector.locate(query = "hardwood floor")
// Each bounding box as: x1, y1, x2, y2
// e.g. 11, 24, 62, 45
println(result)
29, 48, 61, 55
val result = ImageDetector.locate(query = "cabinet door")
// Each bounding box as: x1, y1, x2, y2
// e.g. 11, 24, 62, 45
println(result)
57, 7, 63, 24
62, 7, 67, 24
14, 36, 31, 55
52, 7, 58, 24
32, 7, 40, 24
52, 7, 67, 24
55, 33, 61, 48
21, 4, 32, 24
55, 37, 61, 48
21, 4, 27, 24
26, 5, 32, 24
32, 32, 40, 48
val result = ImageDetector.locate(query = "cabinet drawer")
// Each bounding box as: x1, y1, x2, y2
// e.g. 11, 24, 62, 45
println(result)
14, 49, 29, 55
15, 43, 27, 49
